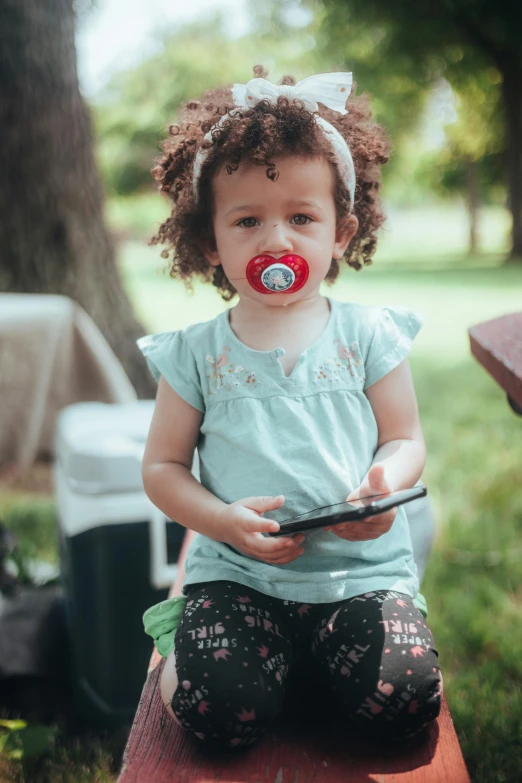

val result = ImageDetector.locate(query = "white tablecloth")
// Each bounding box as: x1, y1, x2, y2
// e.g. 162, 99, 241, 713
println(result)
0, 294, 137, 468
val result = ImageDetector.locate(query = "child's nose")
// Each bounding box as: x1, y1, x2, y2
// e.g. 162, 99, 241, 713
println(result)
261, 222, 293, 256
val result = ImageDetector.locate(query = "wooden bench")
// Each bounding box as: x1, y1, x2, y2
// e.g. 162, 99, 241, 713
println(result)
119, 529, 470, 782
469, 311, 522, 415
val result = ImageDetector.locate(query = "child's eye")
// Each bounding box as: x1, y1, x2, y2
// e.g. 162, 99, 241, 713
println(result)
291, 214, 312, 225
237, 217, 259, 228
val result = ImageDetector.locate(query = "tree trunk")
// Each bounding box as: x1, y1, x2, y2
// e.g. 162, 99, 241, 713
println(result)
465, 158, 479, 255
501, 59, 522, 260
0, 0, 155, 397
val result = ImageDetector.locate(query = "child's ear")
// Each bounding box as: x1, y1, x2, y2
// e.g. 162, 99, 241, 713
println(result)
333, 214, 359, 259
201, 238, 221, 267
204, 248, 221, 267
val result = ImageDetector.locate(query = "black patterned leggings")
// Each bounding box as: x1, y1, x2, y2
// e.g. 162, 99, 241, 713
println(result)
170, 581, 442, 749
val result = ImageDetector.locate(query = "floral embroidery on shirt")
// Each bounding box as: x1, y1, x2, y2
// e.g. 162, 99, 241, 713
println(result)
206, 347, 260, 395
312, 339, 365, 384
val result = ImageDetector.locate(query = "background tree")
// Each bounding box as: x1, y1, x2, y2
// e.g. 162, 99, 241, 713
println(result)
0, 0, 154, 396
248, 2, 438, 207
422, 71, 504, 254
309, 0, 522, 260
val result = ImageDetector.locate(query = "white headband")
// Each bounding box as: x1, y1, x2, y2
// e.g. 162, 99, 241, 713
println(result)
192, 72, 356, 208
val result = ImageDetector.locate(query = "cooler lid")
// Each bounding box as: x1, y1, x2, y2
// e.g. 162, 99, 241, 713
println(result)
55, 401, 155, 494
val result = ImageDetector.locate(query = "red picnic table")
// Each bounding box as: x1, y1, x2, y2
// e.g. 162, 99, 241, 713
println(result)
468, 311, 522, 415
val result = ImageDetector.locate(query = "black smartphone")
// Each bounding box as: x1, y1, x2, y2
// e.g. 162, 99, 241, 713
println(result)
268, 486, 427, 537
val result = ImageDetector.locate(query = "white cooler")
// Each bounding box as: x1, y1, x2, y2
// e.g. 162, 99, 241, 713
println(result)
54, 401, 193, 727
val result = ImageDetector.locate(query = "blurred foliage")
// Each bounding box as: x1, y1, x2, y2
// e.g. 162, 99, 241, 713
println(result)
424, 69, 505, 204
0, 719, 57, 762
250, 1, 429, 142
91, 7, 440, 202
0, 714, 126, 783
93, 14, 323, 196
419, 152, 505, 212
252, 2, 510, 190
89, 1, 518, 252
298, 0, 522, 252
0, 497, 58, 566
310, 0, 520, 106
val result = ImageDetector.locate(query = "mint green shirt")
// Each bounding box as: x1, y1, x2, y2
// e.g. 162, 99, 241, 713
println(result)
138, 298, 424, 606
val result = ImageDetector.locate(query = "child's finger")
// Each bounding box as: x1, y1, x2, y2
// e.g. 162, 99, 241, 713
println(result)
242, 516, 281, 534
251, 533, 305, 555
240, 495, 285, 514
330, 511, 396, 539
262, 550, 305, 565
367, 465, 392, 495
368, 463, 384, 484
255, 546, 305, 564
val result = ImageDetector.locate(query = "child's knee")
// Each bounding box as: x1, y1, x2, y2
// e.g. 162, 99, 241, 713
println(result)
170, 667, 284, 749
348, 667, 443, 740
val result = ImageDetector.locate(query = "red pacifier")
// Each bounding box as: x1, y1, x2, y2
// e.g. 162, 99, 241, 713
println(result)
245, 254, 309, 294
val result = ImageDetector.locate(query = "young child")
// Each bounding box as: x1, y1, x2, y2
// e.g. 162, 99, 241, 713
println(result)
139, 68, 443, 749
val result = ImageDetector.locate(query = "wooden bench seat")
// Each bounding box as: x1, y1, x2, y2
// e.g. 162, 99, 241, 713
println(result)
469, 311, 522, 414
119, 531, 470, 782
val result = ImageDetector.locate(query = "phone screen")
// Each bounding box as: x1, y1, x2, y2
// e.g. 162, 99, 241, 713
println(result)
284, 495, 385, 524
269, 487, 427, 537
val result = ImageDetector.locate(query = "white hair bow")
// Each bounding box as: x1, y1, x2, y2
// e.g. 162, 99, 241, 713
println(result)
192, 72, 356, 209
232, 73, 352, 115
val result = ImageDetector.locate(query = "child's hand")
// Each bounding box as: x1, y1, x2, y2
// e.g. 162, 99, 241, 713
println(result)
325, 464, 397, 542
215, 495, 305, 565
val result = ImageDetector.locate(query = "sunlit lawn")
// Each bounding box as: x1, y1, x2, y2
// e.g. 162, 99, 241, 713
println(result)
2, 203, 521, 781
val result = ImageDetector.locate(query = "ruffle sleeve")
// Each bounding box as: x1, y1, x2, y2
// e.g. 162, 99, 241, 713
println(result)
137, 331, 205, 412
363, 307, 423, 389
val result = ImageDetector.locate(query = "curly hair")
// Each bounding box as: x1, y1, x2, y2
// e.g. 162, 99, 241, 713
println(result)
150, 66, 390, 301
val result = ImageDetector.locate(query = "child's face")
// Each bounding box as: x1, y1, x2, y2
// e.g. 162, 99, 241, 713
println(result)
204, 155, 358, 305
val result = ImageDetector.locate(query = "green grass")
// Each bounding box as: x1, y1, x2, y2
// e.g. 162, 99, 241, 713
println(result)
105, 192, 170, 241
0, 726, 128, 783
0, 497, 58, 566
2, 203, 521, 781
413, 359, 522, 782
